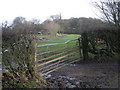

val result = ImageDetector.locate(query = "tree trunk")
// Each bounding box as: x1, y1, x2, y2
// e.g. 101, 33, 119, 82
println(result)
81, 32, 89, 61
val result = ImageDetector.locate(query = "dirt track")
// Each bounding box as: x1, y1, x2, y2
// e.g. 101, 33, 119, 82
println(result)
46, 61, 119, 88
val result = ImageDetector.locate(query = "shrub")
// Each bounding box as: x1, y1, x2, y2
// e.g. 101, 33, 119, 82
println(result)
2, 22, 47, 88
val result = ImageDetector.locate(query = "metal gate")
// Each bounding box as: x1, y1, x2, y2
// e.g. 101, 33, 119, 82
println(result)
35, 39, 82, 76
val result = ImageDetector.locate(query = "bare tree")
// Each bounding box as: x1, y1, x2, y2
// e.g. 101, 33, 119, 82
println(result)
92, 0, 120, 53
43, 21, 61, 35
92, 0, 120, 27
50, 13, 62, 21
30, 18, 40, 24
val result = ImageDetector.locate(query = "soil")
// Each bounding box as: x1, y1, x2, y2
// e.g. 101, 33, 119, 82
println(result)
44, 61, 119, 88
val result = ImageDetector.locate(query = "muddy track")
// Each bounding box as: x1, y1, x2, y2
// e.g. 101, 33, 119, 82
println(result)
44, 61, 119, 88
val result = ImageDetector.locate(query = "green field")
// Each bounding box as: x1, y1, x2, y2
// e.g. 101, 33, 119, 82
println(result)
37, 34, 80, 53
38, 34, 80, 45
36, 34, 81, 73
37, 34, 81, 62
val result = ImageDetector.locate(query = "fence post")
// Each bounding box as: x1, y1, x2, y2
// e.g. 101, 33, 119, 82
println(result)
78, 38, 82, 60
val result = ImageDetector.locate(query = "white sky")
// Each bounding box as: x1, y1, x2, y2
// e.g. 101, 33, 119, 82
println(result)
0, 0, 98, 23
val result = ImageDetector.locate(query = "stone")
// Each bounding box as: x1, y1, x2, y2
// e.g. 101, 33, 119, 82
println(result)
76, 82, 80, 85
44, 74, 52, 79
69, 77, 76, 80
69, 85, 76, 88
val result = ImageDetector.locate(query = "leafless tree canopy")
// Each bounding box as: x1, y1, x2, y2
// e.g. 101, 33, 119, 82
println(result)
92, 0, 120, 27
43, 21, 61, 35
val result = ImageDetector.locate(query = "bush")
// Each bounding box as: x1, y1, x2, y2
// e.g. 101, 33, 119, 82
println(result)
2, 23, 47, 88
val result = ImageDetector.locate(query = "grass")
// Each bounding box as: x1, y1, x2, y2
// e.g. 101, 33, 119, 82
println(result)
3, 80, 45, 88
37, 34, 81, 62
38, 34, 80, 45
37, 34, 80, 53
37, 34, 61, 40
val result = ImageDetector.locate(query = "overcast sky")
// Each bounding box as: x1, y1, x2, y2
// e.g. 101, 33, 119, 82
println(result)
0, 0, 99, 23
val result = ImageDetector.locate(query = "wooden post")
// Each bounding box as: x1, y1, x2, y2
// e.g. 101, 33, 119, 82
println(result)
78, 38, 82, 59
81, 32, 89, 61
